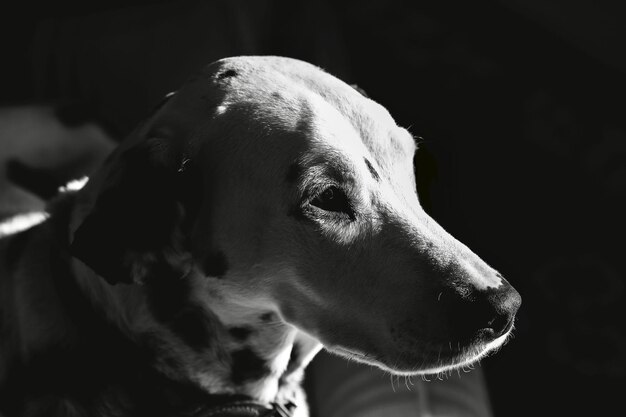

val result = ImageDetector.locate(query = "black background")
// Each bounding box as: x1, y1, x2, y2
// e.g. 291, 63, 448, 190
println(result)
1, 1, 625, 415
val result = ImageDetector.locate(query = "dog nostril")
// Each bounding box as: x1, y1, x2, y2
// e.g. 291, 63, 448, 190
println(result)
488, 313, 513, 338
485, 282, 521, 337
440, 281, 521, 340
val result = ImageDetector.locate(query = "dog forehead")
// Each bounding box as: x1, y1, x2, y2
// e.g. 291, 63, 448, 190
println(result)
181, 56, 416, 166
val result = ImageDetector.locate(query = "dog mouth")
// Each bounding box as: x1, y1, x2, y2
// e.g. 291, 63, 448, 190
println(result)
330, 345, 381, 362
328, 323, 515, 376
400, 326, 515, 375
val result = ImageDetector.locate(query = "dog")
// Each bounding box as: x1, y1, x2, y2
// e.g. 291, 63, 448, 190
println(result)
0, 56, 521, 417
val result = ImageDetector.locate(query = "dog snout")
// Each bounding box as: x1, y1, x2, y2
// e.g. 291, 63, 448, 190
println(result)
442, 278, 521, 340
485, 278, 522, 337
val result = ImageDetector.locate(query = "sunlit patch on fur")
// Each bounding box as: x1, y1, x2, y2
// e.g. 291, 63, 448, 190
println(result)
0, 211, 49, 237
215, 104, 229, 116
58, 176, 89, 193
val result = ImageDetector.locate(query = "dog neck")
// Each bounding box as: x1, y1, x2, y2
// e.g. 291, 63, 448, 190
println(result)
71, 258, 321, 410
68, 185, 323, 410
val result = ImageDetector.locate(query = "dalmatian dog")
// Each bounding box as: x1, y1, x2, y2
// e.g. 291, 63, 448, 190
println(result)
0, 56, 521, 417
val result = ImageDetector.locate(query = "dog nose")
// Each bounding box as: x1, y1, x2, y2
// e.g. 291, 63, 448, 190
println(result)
484, 280, 522, 337
442, 279, 521, 339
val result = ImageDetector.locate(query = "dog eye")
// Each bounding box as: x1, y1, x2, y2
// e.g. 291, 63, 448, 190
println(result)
310, 186, 353, 215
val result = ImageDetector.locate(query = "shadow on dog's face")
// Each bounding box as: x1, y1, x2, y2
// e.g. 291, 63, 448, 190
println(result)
72, 57, 520, 376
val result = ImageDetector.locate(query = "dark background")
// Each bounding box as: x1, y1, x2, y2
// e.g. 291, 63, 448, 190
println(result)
1, 0, 625, 415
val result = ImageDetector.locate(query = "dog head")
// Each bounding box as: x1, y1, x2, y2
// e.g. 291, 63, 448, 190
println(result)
71, 56, 520, 377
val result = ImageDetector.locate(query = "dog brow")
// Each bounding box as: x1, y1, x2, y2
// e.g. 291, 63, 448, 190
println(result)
364, 158, 380, 182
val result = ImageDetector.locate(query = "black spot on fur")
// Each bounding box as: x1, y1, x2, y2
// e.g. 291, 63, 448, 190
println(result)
135, 241, 219, 352
228, 327, 253, 341
146, 270, 192, 323
288, 343, 300, 364
364, 158, 380, 182
168, 306, 213, 352
144, 269, 215, 351
230, 349, 270, 385
279, 343, 301, 386
286, 343, 300, 372
202, 251, 228, 277
285, 162, 302, 183
259, 312, 276, 323
217, 69, 238, 79
287, 205, 308, 222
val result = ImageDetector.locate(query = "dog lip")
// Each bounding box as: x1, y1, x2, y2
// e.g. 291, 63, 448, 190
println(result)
484, 315, 515, 339
501, 317, 515, 334
332, 345, 369, 359
330, 331, 510, 374
330, 345, 384, 364
468, 317, 515, 350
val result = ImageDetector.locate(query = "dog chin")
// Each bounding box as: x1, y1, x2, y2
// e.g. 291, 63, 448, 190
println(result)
412, 329, 513, 376
329, 328, 513, 376
401, 331, 512, 376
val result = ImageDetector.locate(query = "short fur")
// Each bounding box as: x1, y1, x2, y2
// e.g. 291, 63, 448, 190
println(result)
0, 56, 520, 417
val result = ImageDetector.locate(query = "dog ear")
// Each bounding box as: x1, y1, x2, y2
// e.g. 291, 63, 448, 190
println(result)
69, 90, 202, 285
70, 135, 195, 285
